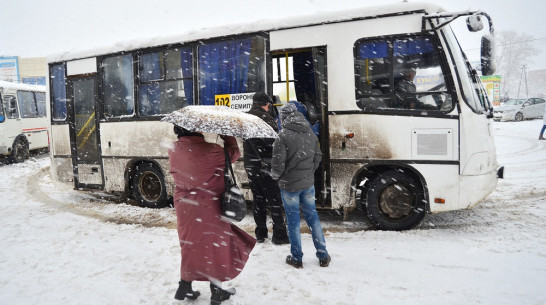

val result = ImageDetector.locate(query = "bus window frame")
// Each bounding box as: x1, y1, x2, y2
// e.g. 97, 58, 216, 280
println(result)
440, 24, 488, 115
136, 46, 194, 117
5, 95, 19, 119
35, 92, 47, 117
99, 53, 137, 120
353, 32, 457, 118
50, 63, 68, 123
196, 34, 268, 106
17, 90, 40, 119
0, 94, 4, 122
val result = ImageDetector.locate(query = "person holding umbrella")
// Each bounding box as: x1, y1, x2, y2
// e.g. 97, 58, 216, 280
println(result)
244, 92, 289, 244
167, 125, 256, 304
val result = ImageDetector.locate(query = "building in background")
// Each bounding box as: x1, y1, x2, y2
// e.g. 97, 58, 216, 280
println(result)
480, 75, 502, 106
0, 56, 46, 85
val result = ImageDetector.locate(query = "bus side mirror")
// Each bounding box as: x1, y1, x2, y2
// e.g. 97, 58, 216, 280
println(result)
466, 15, 484, 32
486, 108, 494, 119
481, 34, 496, 76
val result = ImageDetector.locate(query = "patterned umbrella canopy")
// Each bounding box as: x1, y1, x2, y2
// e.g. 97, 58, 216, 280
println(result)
161, 105, 277, 139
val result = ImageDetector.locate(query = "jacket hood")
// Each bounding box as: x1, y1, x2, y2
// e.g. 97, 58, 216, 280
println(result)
280, 103, 298, 120
281, 104, 310, 133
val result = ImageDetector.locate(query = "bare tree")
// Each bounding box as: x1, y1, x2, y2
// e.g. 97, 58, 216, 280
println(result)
494, 31, 541, 97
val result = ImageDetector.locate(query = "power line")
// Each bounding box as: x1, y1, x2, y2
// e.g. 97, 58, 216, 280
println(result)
497, 36, 546, 47
464, 36, 546, 52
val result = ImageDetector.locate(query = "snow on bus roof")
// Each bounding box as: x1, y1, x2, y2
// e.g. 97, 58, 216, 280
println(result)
0, 80, 46, 92
48, 1, 444, 63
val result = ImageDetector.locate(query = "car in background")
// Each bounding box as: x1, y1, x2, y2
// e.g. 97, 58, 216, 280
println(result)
492, 98, 545, 121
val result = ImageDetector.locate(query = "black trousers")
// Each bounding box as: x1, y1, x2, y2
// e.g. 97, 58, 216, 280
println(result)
246, 168, 287, 239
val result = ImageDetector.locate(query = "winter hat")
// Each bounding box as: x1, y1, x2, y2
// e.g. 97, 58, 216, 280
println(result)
280, 103, 298, 120
253, 92, 272, 106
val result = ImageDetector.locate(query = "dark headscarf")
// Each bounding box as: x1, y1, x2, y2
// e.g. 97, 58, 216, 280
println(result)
173, 126, 204, 139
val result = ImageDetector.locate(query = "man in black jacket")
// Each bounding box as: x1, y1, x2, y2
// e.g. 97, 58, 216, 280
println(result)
243, 92, 289, 244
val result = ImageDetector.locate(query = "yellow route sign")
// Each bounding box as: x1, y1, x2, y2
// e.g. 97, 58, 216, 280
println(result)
215, 94, 231, 107
214, 93, 255, 112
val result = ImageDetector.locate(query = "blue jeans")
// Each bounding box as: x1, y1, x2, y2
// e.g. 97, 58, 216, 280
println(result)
280, 186, 328, 261
541, 125, 546, 136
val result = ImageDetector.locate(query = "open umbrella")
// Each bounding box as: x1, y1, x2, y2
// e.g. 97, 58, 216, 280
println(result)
161, 105, 277, 139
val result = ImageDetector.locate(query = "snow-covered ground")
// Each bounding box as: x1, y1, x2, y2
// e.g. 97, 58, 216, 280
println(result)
1, 120, 545, 305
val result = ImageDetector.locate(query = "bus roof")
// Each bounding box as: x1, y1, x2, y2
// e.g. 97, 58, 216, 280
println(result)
0, 80, 46, 92
48, 2, 445, 63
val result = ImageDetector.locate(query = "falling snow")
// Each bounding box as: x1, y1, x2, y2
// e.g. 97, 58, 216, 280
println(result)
0, 120, 545, 304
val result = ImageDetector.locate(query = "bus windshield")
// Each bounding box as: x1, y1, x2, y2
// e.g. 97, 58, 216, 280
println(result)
442, 24, 488, 114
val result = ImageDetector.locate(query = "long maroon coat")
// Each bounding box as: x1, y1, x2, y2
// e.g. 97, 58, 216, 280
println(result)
168, 134, 255, 282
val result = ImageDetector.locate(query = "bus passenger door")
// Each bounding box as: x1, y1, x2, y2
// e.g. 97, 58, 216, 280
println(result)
67, 76, 104, 189
271, 47, 329, 207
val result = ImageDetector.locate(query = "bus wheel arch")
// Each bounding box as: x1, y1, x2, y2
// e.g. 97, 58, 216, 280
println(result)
128, 161, 170, 208
355, 164, 429, 230
10, 135, 30, 163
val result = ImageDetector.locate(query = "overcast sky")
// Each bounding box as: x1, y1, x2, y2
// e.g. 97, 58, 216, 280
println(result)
1, 0, 545, 69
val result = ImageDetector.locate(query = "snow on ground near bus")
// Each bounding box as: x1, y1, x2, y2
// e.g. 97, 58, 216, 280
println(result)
1, 120, 546, 305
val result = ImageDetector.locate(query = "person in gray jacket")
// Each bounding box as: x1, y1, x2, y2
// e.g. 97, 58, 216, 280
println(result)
271, 103, 330, 268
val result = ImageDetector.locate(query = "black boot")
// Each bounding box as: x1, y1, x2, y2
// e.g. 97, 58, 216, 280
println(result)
210, 283, 235, 305
174, 280, 200, 301
271, 224, 289, 245
271, 233, 290, 245
255, 226, 268, 243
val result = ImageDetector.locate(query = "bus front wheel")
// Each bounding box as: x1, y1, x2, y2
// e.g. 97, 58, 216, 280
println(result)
130, 163, 168, 208
364, 170, 426, 230
10, 138, 29, 163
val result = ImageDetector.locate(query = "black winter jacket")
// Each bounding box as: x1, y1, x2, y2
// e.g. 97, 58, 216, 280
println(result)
243, 105, 278, 173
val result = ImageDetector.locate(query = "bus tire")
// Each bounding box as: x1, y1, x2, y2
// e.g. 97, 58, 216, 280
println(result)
10, 138, 29, 163
364, 170, 426, 230
130, 163, 168, 208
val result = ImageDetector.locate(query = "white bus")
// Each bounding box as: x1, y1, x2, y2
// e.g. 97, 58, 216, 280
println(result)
0, 80, 49, 163
47, 2, 502, 230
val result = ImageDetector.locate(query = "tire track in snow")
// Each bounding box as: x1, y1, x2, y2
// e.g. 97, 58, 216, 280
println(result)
26, 166, 179, 229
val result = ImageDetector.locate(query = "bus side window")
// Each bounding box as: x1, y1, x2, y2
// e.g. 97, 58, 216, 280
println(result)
102, 54, 135, 118
6, 96, 18, 119
17, 91, 38, 118
355, 36, 452, 112
138, 46, 193, 116
0, 95, 4, 123
355, 40, 391, 109
36, 92, 47, 117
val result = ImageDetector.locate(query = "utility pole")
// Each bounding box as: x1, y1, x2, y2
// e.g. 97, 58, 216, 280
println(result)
517, 64, 528, 98
523, 65, 529, 97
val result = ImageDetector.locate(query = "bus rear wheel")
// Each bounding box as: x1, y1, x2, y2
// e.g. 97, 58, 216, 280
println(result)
10, 138, 29, 163
363, 170, 426, 230
130, 163, 168, 208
